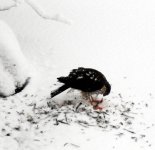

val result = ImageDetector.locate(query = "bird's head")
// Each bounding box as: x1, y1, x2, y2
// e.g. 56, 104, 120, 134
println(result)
101, 82, 111, 96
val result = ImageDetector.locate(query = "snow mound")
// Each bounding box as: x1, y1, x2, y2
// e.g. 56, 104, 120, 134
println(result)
0, 20, 33, 97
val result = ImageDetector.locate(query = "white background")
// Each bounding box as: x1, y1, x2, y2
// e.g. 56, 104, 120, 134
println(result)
0, 0, 155, 150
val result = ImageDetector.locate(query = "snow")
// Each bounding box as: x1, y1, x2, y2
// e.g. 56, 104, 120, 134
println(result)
25, 0, 71, 24
0, 0, 155, 150
0, 20, 33, 97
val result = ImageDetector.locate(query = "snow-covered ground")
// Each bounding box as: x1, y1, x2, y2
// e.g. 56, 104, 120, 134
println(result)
0, 0, 155, 150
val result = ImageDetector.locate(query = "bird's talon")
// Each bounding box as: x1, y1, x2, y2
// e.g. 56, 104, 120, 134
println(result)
93, 105, 103, 110
93, 98, 103, 103
89, 98, 104, 104
89, 96, 104, 110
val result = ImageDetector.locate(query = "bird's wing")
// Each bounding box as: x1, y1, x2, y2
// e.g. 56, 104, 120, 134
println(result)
69, 69, 103, 91
57, 68, 104, 92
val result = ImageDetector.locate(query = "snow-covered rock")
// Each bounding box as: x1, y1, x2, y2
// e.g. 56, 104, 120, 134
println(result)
0, 20, 31, 97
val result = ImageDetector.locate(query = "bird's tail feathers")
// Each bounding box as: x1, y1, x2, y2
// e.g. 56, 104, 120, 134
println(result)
57, 77, 68, 83
51, 84, 69, 98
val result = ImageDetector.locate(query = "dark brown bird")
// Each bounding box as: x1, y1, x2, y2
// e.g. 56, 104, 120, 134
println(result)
51, 67, 111, 108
